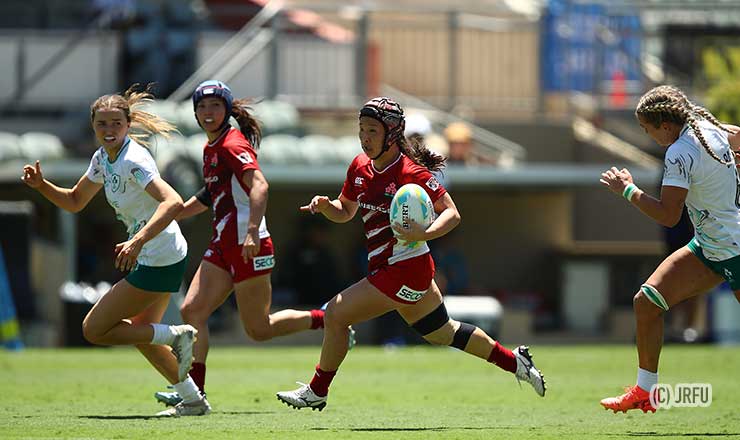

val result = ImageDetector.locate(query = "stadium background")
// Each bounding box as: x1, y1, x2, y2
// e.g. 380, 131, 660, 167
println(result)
1, 0, 740, 350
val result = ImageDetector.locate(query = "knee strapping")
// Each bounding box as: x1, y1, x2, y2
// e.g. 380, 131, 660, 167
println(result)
640, 284, 669, 311
411, 303, 450, 335
450, 322, 476, 351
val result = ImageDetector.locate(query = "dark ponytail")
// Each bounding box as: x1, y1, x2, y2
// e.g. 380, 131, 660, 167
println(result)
398, 136, 446, 172
231, 98, 262, 149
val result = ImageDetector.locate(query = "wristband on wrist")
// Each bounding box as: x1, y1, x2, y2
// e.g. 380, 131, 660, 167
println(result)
622, 183, 638, 202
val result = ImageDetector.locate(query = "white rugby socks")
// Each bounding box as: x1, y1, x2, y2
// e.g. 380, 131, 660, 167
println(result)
637, 368, 658, 392
174, 377, 202, 404
150, 324, 176, 345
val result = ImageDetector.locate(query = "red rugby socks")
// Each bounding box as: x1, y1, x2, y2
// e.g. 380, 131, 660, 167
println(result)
189, 362, 207, 393
309, 364, 337, 397
487, 342, 517, 373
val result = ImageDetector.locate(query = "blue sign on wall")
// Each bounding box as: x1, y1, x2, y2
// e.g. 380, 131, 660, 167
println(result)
542, 0, 641, 93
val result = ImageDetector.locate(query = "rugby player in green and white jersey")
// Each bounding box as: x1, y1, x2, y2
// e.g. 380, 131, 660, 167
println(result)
600, 85, 740, 413
22, 84, 209, 417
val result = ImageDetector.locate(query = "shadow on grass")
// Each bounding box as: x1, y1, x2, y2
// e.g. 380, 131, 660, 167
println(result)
79, 410, 275, 420
628, 432, 740, 437
80, 415, 163, 420
310, 427, 508, 432
217, 411, 276, 415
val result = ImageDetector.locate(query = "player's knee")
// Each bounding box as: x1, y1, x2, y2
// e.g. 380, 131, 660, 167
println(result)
633, 290, 651, 314
180, 301, 205, 323
81, 318, 103, 345
634, 284, 669, 316
323, 302, 347, 331
243, 323, 273, 342
423, 321, 455, 345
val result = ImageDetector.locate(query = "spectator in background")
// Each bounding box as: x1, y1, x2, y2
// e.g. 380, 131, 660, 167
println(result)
404, 113, 432, 144
405, 113, 450, 157
284, 215, 342, 307
444, 121, 501, 166
444, 121, 474, 165
406, 112, 449, 187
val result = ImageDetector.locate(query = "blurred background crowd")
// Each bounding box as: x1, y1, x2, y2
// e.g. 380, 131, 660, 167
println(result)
2, 0, 740, 348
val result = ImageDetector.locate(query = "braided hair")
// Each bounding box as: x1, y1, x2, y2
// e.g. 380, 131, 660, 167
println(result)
636, 85, 733, 165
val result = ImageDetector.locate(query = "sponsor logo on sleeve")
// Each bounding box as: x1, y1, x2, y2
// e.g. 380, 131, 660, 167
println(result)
253, 255, 275, 271
237, 152, 253, 164
395, 285, 426, 302
426, 176, 440, 191
354, 176, 364, 186
131, 167, 146, 183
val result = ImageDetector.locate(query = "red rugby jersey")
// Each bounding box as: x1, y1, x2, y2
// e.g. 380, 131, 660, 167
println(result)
202, 128, 270, 247
341, 153, 446, 272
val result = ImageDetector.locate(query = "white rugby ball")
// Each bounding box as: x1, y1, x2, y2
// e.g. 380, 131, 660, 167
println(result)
390, 183, 434, 246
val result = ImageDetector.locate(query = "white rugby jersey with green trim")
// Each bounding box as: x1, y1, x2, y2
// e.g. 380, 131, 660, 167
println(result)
85, 137, 187, 266
662, 119, 740, 261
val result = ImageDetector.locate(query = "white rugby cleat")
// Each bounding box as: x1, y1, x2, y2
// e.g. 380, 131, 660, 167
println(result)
276, 382, 327, 411
513, 345, 546, 397
170, 325, 197, 382
156, 396, 211, 417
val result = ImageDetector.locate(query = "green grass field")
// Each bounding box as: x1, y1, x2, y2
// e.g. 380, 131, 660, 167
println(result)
2, 345, 740, 439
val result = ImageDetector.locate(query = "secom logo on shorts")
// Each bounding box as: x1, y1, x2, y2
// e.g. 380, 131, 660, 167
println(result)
650, 383, 712, 410
253, 255, 275, 271
395, 285, 425, 302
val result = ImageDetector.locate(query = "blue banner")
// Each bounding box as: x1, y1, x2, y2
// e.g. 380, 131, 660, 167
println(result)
0, 246, 23, 350
542, 0, 641, 92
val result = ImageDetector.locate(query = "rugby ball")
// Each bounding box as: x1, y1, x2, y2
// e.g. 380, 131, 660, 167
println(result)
389, 183, 434, 245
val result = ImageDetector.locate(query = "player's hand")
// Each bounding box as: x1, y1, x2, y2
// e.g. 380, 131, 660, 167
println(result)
242, 229, 261, 261
22, 160, 44, 188
392, 219, 428, 242
600, 166, 634, 195
300, 195, 331, 214
114, 238, 143, 272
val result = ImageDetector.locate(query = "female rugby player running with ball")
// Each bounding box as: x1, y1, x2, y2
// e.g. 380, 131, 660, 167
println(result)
276, 97, 546, 411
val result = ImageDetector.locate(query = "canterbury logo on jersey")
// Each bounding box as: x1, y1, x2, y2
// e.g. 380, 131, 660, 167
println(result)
253, 255, 275, 271
357, 201, 389, 213
395, 285, 426, 302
